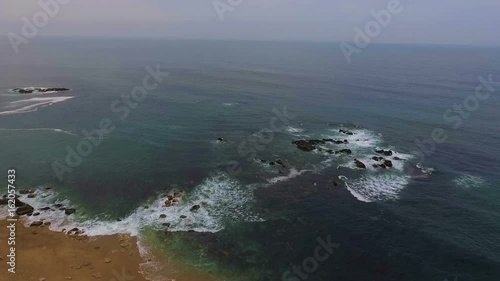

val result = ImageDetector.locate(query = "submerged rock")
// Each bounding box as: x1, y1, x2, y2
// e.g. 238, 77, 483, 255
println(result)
64, 208, 76, 215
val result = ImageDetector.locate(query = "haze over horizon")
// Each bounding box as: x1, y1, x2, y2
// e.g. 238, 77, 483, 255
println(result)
1, 0, 499, 46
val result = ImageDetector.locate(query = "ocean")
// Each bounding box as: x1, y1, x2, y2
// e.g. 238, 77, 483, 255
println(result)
1, 37, 499, 281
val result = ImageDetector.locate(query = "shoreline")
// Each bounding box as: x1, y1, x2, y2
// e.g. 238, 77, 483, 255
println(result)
0, 219, 217, 281
0, 219, 149, 281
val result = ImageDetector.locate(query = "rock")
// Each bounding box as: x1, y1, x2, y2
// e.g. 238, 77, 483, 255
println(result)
292, 140, 316, 151
335, 149, 352, 155
372, 156, 384, 161
16, 204, 34, 216
32, 212, 40, 216
44, 221, 51, 226
30, 221, 43, 227
104, 257, 112, 263
354, 159, 367, 169
375, 149, 393, 156
327, 149, 334, 154
393, 156, 404, 161
372, 164, 387, 169
65, 208, 76, 215
14, 87, 70, 94
333, 181, 338, 187
383, 160, 393, 168
40, 206, 51, 211
269, 162, 276, 166
275, 159, 286, 167
190, 205, 201, 212
160, 214, 166, 218
27, 193, 36, 198
180, 215, 187, 219
54, 203, 64, 208
19, 189, 31, 195
260, 159, 267, 163
92, 273, 102, 279
339, 129, 354, 135
217, 137, 227, 143
15, 198, 24, 207
308, 139, 326, 145
164, 200, 172, 207
162, 222, 171, 227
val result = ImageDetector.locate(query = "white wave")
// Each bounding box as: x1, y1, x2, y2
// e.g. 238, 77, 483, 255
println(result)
416, 163, 435, 175
285, 126, 304, 134
222, 102, 238, 107
0, 96, 74, 115
0, 128, 79, 137
2, 173, 262, 237
267, 168, 310, 184
453, 174, 486, 189
340, 174, 410, 203
326, 128, 381, 148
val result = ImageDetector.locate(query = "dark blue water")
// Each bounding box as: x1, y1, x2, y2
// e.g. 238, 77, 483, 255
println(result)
1, 38, 499, 281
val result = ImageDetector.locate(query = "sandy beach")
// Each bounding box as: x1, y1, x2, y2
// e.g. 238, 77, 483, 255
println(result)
0, 219, 216, 281
0, 219, 149, 281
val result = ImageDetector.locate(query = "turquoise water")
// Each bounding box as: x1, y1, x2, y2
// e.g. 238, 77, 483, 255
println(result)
1, 38, 500, 280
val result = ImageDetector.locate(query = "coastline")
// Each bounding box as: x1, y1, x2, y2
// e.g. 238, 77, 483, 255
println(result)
0, 219, 216, 281
0, 219, 149, 281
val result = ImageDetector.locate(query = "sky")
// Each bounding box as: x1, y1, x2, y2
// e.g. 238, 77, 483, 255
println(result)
0, 0, 499, 46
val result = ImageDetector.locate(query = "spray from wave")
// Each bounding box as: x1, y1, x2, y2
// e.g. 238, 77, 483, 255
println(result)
0, 96, 74, 115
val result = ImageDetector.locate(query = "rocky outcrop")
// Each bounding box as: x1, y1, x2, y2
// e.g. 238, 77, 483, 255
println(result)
335, 149, 352, 155
292, 140, 316, 151
65, 208, 76, 215
12, 87, 70, 94
190, 205, 201, 212
16, 204, 34, 216
339, 129, 354, 135
354, 159, 367, 169
375, 149, 393, 156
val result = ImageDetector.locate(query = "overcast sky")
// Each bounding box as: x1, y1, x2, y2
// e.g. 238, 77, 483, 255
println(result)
1, 0, 499, 45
